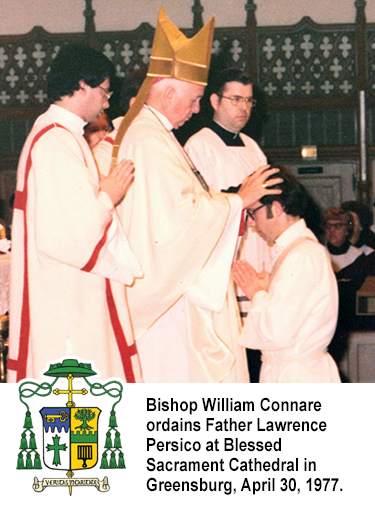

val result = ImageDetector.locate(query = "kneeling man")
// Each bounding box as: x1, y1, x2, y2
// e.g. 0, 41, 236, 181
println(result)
233, 167, 341, 383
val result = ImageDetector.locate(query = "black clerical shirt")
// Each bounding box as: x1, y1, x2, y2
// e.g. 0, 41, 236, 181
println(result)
207, 119, 245, 147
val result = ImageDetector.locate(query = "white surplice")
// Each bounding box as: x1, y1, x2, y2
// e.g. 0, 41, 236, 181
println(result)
239, 219, 341, 383
8, 105, 143, 382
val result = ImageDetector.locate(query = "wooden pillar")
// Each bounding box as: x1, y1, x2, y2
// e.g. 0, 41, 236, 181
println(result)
245, 0, 258, 84
192, 0, 204, 32
355, 0, 371, 205
84, 0, 98, 48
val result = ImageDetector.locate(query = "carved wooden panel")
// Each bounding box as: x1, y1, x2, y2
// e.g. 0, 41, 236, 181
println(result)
257, 17, 357, 99
211, 27, 249, 70
95, 26, 250, 81
96, 24, 154, 80
0, 17, 364, 109
0, 27, 84, 109
0, 1, 373, 160
262, 108, 358, 148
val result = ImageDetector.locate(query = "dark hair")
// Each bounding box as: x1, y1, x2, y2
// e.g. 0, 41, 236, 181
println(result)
341, 200, 373, 229
47, 44, 114, 102
211, 67, 252, 96
259, 166, 310, 218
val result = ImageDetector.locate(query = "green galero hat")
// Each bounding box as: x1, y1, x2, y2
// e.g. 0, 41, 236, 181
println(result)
43, 359, 97, 378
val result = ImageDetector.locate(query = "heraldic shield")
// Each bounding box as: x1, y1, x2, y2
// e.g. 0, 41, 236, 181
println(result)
40, 407, 101, 471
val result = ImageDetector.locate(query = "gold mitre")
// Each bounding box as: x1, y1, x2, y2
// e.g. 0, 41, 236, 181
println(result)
147, 6, 215, 86
110, 7, 215, 171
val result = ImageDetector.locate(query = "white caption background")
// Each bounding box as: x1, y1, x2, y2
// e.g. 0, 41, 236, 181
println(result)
0, 382, 372, 508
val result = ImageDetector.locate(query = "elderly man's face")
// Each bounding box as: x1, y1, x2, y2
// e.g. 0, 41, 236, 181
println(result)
167, 82, 204, 129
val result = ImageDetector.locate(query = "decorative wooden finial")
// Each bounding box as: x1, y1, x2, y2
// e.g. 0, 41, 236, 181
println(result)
245, 0, 258, 83
192, 0, 204, 32
84, 0, 97, 48
245, 0, 257, 26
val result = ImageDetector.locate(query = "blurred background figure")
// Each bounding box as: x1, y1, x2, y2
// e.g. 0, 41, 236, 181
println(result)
323, 206, 375, 373
323, 206, 375, 281
84, 111, 114, 149
0, 198, 11, 249
0, 199, 7, 240
341, 200, 375, 250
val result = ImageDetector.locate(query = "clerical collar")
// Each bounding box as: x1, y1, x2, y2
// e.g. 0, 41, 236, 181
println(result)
208, 119, 245, 147
327, 239, 351, 255
272, 218, 307, 260
39, 104, 86, 135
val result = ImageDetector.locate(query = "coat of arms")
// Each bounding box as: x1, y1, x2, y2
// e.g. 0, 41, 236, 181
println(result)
16, 359, 126, 495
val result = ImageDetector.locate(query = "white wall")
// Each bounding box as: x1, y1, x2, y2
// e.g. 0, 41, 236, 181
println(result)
1, 0, 374, 36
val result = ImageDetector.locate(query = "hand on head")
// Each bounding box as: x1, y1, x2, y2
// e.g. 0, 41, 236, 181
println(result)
237, 165, 283, 209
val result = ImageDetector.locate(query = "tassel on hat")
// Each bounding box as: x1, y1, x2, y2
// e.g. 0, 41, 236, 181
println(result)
114, 430, 122, 448
17, 452, 25, 470
23, 411, 33, 430
29, 431, 37, 450
100, 451, 109, 469
33, 452, 42, 469
109, 451, 117, 469
109, 410, 117, 428
25, 452, 33, 469
117, 451, 125, 469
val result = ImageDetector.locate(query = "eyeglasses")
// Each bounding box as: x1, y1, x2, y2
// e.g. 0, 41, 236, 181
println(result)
217, 95, 257, 107
323, 222, 347, 231
98, 85, 113, 101
246, 204, 266, 221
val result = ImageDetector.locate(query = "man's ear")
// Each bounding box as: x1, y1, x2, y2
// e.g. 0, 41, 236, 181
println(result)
272, 200, 284, 217
210, 93, 219, 112
164, 85, 176, 104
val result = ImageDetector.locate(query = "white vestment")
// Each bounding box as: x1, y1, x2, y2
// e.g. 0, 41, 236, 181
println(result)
94, 107, 249, 383
185, 126, 271, 315
239, 219, 341, 383
8, 105, 143, 382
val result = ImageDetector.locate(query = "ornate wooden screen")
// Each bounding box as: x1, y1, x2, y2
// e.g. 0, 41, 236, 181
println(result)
0, 0, 374, 197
